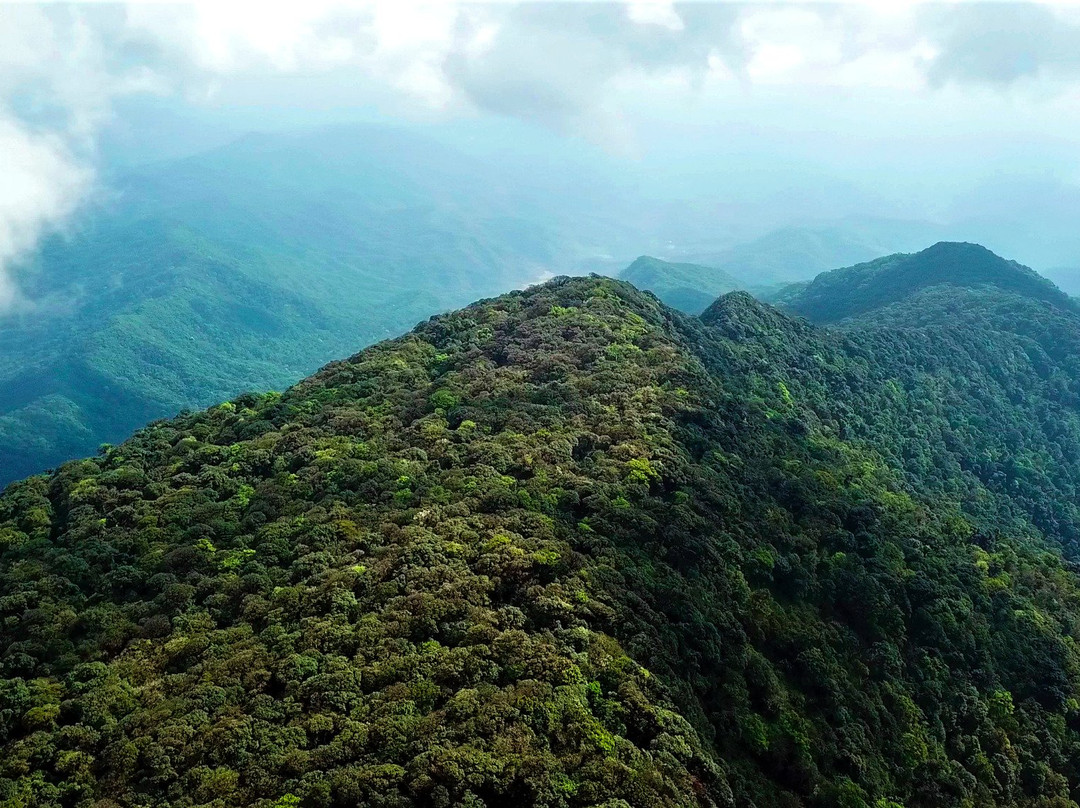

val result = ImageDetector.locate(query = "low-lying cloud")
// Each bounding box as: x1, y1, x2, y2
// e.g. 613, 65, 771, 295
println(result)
0, 117, 90, 311
3, 1, 1080, 311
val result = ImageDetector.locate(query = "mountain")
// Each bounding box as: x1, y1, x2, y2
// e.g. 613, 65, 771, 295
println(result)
619, 255, 742, 314
684, 219, 945, 291
4, 267, 1080, 806
780, 241, 1073, 324
0, 125, 643, 487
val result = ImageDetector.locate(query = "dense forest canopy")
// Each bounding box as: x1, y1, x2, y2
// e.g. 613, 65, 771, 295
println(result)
4, 248, 1080, 806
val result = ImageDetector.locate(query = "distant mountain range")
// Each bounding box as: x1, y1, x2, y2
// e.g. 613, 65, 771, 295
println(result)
6, 130, 1080, 492
617, 219, 955, 313
682, 219, 948, 288
0, 125, 640, 485
619, 255, 742, 314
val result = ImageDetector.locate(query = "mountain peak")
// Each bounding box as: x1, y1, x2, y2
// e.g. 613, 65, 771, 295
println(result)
625, 254, 667, 271
701, 288, 792, 328
619, 255, 741, 315
922, 239, 995, 257
780, 241, 1070, 323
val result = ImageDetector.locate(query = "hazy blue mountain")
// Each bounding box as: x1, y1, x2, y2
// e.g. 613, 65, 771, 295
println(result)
618, 255, 742, 313
0, 125, 641, 486
686, 219, 947, 290
1043, 266, 1080, 297
779, 241, 1072, 324
620, 219, 945, 312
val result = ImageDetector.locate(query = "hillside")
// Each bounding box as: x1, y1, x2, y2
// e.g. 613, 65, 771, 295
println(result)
4, 273, 1080, 806
619, 255, 742, 314
781, 241, 1072, 324
0, 125, 641, 486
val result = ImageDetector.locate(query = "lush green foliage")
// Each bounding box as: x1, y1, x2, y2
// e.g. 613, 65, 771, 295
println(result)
4, 271, 1080, 807
775, 243, 1080, 554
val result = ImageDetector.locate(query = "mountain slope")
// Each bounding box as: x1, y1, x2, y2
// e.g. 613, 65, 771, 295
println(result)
765, 246, 1080, 552
0, 125, 641, 486
3, 276, 1080, 806
619, 255, 742, 314
781, 241, 1072, 324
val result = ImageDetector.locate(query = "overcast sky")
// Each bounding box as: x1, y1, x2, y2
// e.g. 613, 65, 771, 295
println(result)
6, 1, 1080, 305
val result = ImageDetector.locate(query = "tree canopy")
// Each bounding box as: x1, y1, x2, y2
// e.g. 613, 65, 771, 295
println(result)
3, 271, 1080, 807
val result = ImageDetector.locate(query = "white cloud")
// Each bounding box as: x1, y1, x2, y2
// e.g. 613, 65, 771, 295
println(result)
0, 2, 470, 311
0, 6, 139, 312
4, 0, 1080, 312
0, 116, 91, 311
627, 1, 684, 32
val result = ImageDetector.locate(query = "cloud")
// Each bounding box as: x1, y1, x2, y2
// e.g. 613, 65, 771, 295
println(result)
0, 6, 129, 313
0, 116, 91, 311
4, 0, 1080, 311
0, 0, 724, 309
627, 1, 685, 32
0, 2, 474, 312
122, 2, 469, 108
919, 2, 1080, 87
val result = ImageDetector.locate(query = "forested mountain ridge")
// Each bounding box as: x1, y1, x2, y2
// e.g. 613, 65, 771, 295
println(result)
4, 272, 1080, 806
773, 243, 1080, 552
781, 241, 1072, 324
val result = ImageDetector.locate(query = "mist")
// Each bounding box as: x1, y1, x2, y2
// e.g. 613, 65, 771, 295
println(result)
7, 0, 1080, 304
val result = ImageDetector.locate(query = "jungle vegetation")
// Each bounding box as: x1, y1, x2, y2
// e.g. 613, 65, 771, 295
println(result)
4, 244, 1080, 806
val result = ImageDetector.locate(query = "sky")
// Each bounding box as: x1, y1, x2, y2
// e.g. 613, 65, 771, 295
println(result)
7, 1, 1080, 306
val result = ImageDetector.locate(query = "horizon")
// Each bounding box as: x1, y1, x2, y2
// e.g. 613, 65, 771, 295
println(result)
8, 1, 1080, 313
